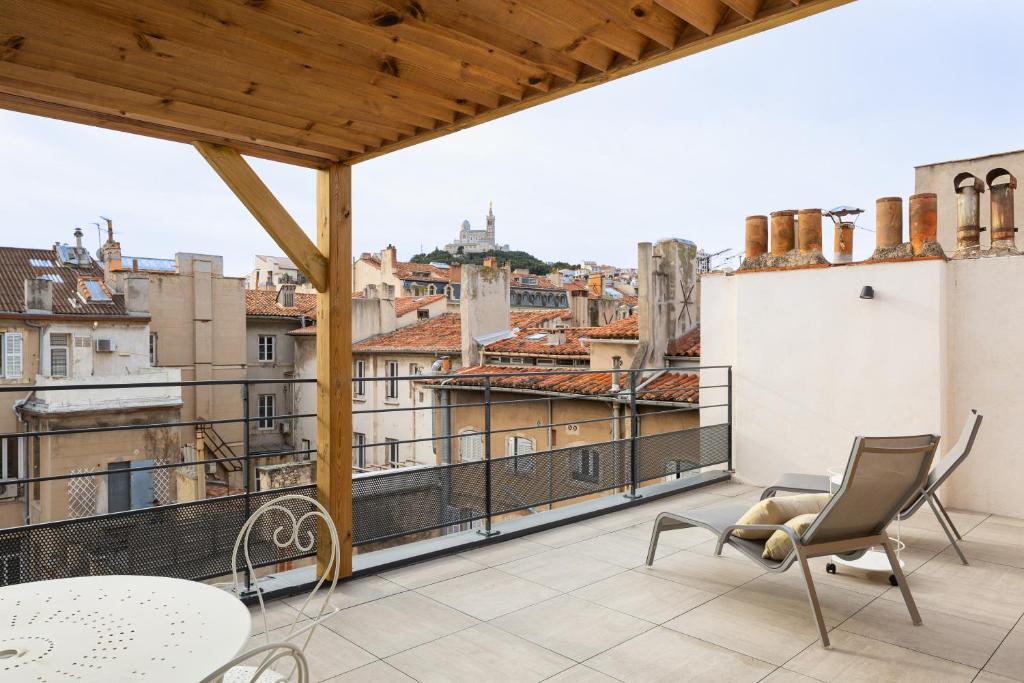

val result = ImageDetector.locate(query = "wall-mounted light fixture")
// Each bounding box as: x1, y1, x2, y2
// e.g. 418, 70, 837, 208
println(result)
860, 285, 874, 300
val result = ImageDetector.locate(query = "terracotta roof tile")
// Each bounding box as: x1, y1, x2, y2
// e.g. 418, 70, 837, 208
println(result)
395, 294, 446, 317
484, 327, 593, 357
433, 366, 697, 403
352, 313, 461, 354
0, 246, 130, 317
395, 262, 451, 282
245, 289, 317, 317
584, 315, 638, 340
667, 327, 700, 358
510, 309, 572, 328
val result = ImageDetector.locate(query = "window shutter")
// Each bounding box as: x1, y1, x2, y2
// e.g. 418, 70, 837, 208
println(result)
506, 436, 515, 457
516, 438, 534, 456
5, 332, 23, 379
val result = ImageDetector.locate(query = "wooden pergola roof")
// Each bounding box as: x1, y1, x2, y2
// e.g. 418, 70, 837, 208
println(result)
1, 0, 850, 168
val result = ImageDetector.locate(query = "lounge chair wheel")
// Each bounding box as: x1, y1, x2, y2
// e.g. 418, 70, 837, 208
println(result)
825, 563, 837, 575
889, 574, 898, 587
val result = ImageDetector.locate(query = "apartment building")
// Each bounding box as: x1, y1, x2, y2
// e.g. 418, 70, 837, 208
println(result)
248, 254, 316, 294
99, 229, 246, 485
0, 231, 182, 527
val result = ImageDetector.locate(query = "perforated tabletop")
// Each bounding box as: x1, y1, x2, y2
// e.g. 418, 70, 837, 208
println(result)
0, 575, 250, 682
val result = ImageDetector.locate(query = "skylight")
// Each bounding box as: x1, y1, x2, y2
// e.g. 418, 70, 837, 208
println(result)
81, 279, 112, 303
29, 258, 54, 267
39, 273, 63, 283
526, 333, 547, 340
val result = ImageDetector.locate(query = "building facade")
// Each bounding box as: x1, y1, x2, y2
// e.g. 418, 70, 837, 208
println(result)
443, 203, 509, 255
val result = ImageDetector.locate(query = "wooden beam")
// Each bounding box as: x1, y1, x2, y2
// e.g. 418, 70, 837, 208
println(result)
654, 0, 727, 35
193, 142, 329, 291
720, 0, 763, 21
316, 163, 354, 578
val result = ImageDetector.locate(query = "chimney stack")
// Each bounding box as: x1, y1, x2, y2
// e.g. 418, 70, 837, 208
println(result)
875, 197, 903, 250
954, 172, 985, 256
745, 215, 768, 259
587, 273, 604, 298
797, 209, 822, 254
834, 223, 854, 263
987, 168, 1018, 252
74, 227, 84, 249
770, 210, 796, 255
482, 256, 498, 269
909, 193, 938, 255
25, 278, 53, 313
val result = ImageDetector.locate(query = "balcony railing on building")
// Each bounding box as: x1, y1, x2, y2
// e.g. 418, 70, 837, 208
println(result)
0, 366, 731, 587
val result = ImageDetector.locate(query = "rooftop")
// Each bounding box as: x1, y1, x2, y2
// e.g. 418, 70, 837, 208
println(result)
352, 313, 462, 354
667, 327, 701, 358
252, 480, 1024, 682
244, 289, 317, 318
585, 315, 639, 340
395, 294, 447, 317
0, 246, 131, 317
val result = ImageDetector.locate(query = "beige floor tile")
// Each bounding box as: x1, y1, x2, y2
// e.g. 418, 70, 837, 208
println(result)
891, 525, 954, 554
530, 522, 607, 548
586, 626, 775, 682
615, 520, 711, 549
976, 673, 1022, 683
900, 507, 988, 536
948, 537, 1024, 569
385, 623, 573, 683
879, 554, 1024, 629
500, 547, 626, 592
291, 626, 377, 681
987, 515, 1024, 528
586, 508, 660, 532
985, 621, 1024, 681
458, 538, 552, 567
543, 664, 623, 682
416, 567, 560, 621
703, 482, 760, 498
634, 549, 764, 595
663, 588, 831, 665
760, 670, 820, 683
739, 574, 874, 627
566, 531, 680, 569
784, 629, 977, 682
965, 519, 1024, 546
323, 660, 415, 682
492, 594, 652, 661
286, 575, 404, 615
324, 590, 478, 658
682, 538, 754, 562
249, 599, 307, 636
654, 491, 735, 513
378, 554, 486, 589
571, 570, 716, 624
838, 599, 1007, 668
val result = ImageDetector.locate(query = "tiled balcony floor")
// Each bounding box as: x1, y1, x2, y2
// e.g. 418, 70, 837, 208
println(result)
253, 482, 1024, 682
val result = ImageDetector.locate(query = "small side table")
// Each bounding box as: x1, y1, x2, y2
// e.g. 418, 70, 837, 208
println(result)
825, 470, 905, 585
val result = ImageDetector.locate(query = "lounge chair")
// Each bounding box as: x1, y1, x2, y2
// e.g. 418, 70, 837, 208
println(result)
646, 433, 940, 648
761, 410, 982, 565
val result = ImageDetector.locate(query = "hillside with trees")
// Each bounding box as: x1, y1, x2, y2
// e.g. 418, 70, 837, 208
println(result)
410, 248, 578, 276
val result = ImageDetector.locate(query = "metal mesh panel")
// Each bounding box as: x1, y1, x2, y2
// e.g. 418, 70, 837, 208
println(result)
636, 423, 730, 483
352, 461, 487, 546
490, 438, 631, 516
0, 484, 316, 586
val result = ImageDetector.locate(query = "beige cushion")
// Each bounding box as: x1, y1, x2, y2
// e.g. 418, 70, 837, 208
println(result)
732, 493, 831, 539
763, 513, 817, 561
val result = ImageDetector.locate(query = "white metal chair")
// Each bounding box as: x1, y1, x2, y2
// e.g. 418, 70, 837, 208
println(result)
201, 642, 310, 683
223, 494, 341, 683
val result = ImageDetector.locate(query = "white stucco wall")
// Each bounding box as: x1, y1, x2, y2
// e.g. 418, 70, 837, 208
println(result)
703, 254, 1024, 517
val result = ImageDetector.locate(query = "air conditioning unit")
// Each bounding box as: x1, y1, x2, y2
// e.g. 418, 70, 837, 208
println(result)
279, 422, 291, 435
94, 338, 116, 353
0, 482, 18, 500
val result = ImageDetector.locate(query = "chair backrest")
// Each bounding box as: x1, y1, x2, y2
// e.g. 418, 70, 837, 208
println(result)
199, 641, 309, 683
232, 494, 340, 655
928, 409, 982, 491
803, 433, 939, 546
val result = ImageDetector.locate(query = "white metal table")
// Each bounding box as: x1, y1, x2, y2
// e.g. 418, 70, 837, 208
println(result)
0, 575, 251, 682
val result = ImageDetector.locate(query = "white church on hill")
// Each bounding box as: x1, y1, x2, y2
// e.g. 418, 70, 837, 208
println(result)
443, 203, 510, 255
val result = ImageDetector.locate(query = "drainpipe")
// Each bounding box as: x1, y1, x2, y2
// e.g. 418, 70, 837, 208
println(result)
954, 172, 985, 257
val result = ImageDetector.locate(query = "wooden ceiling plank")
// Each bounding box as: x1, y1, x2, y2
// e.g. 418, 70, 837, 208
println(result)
381, 0, 582, 83
514, 0, 651, 61
448, 0, 618, 72
720, 0, 763, 21
587, 0, 684, 50
0, 92, 339, 167
654, 0, 728, 35
0, 61, 365, 156
242, 0, 527, 102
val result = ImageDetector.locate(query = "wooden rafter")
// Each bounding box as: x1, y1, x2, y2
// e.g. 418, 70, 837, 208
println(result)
0, 0, 854, 166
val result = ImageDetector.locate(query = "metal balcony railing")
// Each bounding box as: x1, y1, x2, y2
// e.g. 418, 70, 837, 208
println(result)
0, 366, 732, 586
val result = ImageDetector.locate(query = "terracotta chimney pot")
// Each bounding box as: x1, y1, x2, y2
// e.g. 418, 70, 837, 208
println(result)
909, 193, 938, 254
770, 210, 797, 256
797, 209, 822, 254
875, 197, 903, 249
745, 215, 768, 258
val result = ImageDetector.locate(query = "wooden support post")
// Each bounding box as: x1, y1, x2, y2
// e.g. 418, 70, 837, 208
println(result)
316, 163, 353, 578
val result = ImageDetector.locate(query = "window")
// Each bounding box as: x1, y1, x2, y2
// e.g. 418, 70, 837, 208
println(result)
257, 394, 276, 430
149, 332, 158, 365
2, 332, 23, 379
385, 361, 399, 400
1, 436, 24, 482
505, 436, 535, 474
385, 438, 400, 468
409, 363, 421, 376
257, 335, 275, 362
352, 432, 366, 469
417, 309, 430, 320
353, 360, 366, 397
49, 333, 69, 378
460, 431, 483, 462
427, 284, 437, 295
572, 447, 600, 483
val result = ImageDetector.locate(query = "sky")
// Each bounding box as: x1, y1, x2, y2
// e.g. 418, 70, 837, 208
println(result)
1, 0, 1022, 277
